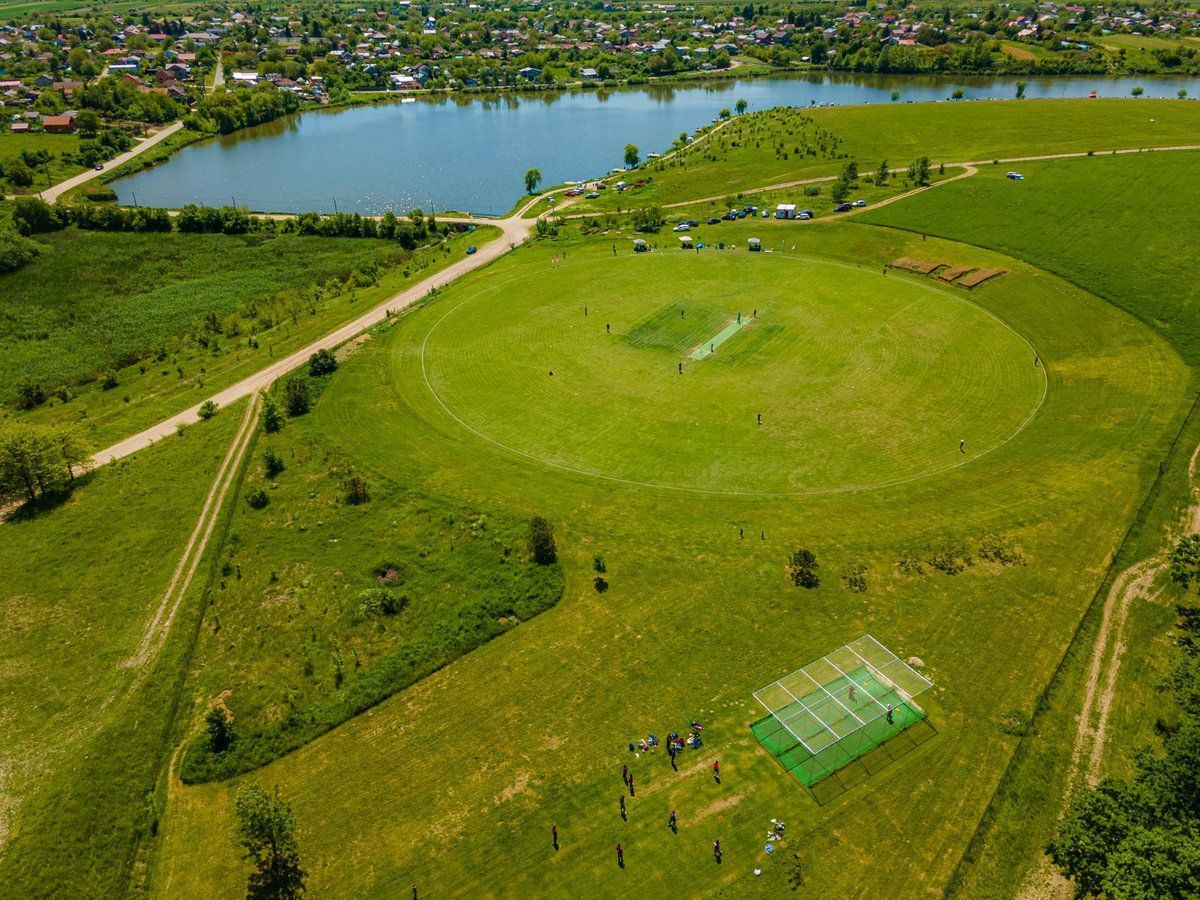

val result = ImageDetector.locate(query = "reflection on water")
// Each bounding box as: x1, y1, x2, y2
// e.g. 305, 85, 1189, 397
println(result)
114, 71, 1200, 215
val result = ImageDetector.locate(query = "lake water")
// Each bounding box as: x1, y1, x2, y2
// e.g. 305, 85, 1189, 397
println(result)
113, 72, 1199, 216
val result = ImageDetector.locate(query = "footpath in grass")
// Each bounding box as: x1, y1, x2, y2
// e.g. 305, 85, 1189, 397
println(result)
0, 404, 248, 896
569, 99, 1200, 215
152, 223, 1189, 898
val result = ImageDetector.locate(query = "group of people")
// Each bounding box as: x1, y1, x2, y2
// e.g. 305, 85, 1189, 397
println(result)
604, 721, 721, 867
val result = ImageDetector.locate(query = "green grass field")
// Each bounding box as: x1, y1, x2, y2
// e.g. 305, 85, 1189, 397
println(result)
7, 226, 497, 446
569, 99, 1200, 214
0, 405, 248, 895
148, 219, 1190, 897
0, 132, 84, 193
9, 100, 1200, 898
860, 150, 1200, 362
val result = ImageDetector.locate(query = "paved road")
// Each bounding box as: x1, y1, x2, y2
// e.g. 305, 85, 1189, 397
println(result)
92, 212, 534, 465
41, 121, 184, 204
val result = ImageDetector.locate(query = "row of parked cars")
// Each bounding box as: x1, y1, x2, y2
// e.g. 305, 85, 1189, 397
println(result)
671, 199, 867, 231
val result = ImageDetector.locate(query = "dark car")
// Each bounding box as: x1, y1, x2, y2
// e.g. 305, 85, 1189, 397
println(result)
834, 202, 852, 212
683, 219, 699, 227
721, 211, 737, 220
707, 217, 720, 225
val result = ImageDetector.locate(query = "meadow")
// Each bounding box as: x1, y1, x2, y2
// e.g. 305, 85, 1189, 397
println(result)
0, 132, 83, 193
569, 99, 1200, 213
0, 406, 248, 896
150, 219, 1190, 897
6, 226, 496, 445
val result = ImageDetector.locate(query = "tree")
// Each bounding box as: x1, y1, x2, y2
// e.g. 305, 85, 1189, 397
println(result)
1132, 85, 1144, 97
630, 205, 665, 232
75, 108, 101, 137
234, 784, 306, 899
260, 393, 284, 433
907, 156, 931, 185
788, 549, 820, 589
735, 98, 748, 115
528, 515, 557, 564
0, 419, 92, 505
205, 699, 235, 752
1170, 535, 1200, 590
0, 229, 40, 274
198, 400, 218, 420
11, 196, 68, 235
307, 349, 337, 377
524, 167, 542, 194
718, 107, 731, 120
263, 446, 286, 478
875, 159, 889, 185
831, 177, 850, 203
950, 88, 965, 100
283, 377, 310, 417
1180, 89, 1189, 100
890, 90, 901, 102
1016, 81, 1027, 100
624, 143, 640, 168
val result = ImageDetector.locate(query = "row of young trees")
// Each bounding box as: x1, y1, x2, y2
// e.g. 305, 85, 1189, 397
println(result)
185, 85, 301, 135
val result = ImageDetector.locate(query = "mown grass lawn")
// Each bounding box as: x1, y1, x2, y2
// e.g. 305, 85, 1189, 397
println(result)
152, 219, 1189, 897
860, 150, 1200, 363
5, 226, 497, 446
568, 99, 1200, 214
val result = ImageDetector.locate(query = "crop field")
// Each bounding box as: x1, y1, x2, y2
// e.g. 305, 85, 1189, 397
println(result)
7, 226, 496, 445
567, 99, 1200, 214
149, 219, 1190, 897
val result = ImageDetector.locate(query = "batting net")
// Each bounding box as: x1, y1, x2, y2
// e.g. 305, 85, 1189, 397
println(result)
751, 635, 933, 787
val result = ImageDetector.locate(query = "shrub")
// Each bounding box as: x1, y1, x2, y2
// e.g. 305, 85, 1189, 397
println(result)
11, 196, 68, 235
0, 229, 40, 273
283, 377, 310, 417
344, 474, 370, 505
927, 538, 972, 575
842, 563, 867, 593
308, 348, 338, 377
14, 379, 46, 410
245, 487, 269, 509
100, 370, 119, 390
1170, 535, 1200, 590
529, 516, 557, 564
978, 533, 1025, 567
263, 446, 286, 478
593, 554, 607, 574
197, 399, 218, 420
788, 549, 820, 589
205, 700, 235, 752
260, 394, 284, 433
348, 587, 407, 623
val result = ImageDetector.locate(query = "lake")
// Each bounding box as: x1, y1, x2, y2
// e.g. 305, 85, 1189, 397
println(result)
113, 72, 1200, 216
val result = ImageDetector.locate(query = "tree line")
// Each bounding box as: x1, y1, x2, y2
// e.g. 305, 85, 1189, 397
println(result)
0, 417, 92, 507
9, 197, 450, 249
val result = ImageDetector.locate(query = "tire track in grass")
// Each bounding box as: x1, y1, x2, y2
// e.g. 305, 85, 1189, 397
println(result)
122, 395, 260, 671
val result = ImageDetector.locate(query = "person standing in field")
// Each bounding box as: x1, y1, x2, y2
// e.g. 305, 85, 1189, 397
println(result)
713, 759, 720, 782
669, 810, 677, 832
959, 439, 965, 454
619, 795, 626, 819
552, 825, 558, 849
849, 684, 857, 703
617, 843, 624, 866
886, 704, 894, 725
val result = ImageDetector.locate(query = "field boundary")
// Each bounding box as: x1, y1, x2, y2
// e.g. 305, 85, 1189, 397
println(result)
418, 250, 1049, 497
944, 382, 1200, 895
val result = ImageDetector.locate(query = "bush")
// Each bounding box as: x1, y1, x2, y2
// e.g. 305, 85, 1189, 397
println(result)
1170, 535, 1200, 590
100, 370, 119, 390
788, 549, 820, 589
927, 538, 972, 575
263, 446, 286, 478
197, 399, 218, 420
245, 487, 269, 510
283, 377, 310, 417
348, 587, 407, 624
0, 229, 40, 274
205, 700, 235, 752
842, 563, 867, 593
14, 379, 46, 410
529, 516, 557, 565
260, 394, 284, 433
344, 474, 370, 505
308, 348, 338, 377
11, 196, 68, 235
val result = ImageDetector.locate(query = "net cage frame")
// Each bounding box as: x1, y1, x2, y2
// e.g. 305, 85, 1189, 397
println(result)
752, 634, 933, 786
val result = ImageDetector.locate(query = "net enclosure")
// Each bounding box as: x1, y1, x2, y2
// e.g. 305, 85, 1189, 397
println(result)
751, 635, 933, 787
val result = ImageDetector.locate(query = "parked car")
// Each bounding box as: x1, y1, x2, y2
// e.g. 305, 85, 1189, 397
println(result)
796, 210, 813, 220
682, 219, 699, 227
707, 217, 721, 225
585, 191, 600, 199
93, 164, 104, 171
834, 202, 852, 212
672, 223, 691, 232
465, 246, 477, 255
852, 199, 867, 208
721, 211, 738, 221
1006, 172, 1024, 180
565, 188, 583, 197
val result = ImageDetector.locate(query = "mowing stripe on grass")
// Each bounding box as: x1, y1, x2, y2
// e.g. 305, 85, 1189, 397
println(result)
689, 317, 749, 359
